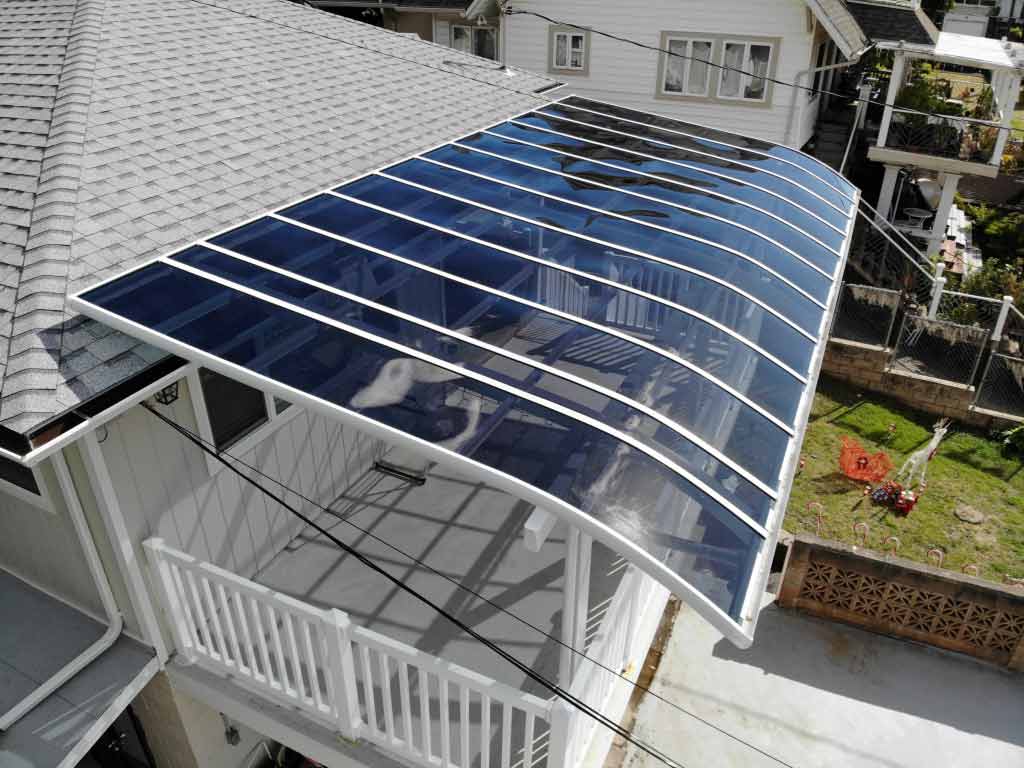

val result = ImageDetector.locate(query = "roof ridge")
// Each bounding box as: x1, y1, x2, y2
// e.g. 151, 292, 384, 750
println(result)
0, 0, 106, 426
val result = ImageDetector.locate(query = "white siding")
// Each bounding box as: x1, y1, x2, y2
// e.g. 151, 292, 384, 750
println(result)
504, 0, 818, 145
99, 377, 385, 580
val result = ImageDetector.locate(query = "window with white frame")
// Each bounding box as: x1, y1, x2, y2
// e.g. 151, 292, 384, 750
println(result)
661, 37, 714, 96
451, 25, 498, 60
197, 367, 295, 453
552, 30, 587, 71
719, 40, 774, 102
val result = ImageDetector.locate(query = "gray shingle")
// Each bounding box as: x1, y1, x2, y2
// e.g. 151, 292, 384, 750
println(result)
0, 0, 558, 434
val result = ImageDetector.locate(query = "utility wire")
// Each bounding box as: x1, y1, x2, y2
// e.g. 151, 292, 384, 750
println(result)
505, 7, 1024, 135
140, 402, 799, 768
141, 402, 690, 768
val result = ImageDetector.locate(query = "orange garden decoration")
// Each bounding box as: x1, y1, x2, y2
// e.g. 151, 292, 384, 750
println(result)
839, 436, 894, 484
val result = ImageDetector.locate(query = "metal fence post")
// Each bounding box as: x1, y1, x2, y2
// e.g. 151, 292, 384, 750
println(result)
325, 608, 361, 739
928, 263, 946, 320
992, 295, 1013, 342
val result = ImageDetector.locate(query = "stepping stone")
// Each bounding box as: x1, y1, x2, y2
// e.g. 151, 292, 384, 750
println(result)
954, 503, 985, 524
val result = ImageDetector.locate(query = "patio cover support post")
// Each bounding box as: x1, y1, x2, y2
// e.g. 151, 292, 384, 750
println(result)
993, 295, 1014, 342
81, 433, 170, 663
559, 527, 593, 685
928, 262, 946, 320
875, 164, 901, 223
877, 51, 907, 149
928, 173, 961, 258
991, 75, 1020, 166
547, 697, 574, 768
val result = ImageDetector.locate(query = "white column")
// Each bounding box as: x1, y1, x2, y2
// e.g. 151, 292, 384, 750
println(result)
876, 164, 901, 222
558, 527, 592, 686
927, 173, 961, 257
991, 75, 1020, 166
878, 52, 907, 148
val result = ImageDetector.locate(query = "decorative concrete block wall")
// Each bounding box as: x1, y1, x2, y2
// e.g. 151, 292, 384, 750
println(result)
778, 534, 1024, 670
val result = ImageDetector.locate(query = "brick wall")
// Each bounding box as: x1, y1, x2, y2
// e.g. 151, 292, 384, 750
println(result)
779, 534, 1024, 670
822, 338, 1010, 429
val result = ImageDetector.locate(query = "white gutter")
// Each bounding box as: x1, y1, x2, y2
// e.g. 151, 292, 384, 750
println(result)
0, 451, 123, 730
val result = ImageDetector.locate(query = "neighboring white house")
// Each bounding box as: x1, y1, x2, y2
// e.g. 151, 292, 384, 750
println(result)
458, 0, 877, 148
0, 2, 861, 768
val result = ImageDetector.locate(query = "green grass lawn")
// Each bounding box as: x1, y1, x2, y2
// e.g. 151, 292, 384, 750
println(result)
785, 376, 1024, 582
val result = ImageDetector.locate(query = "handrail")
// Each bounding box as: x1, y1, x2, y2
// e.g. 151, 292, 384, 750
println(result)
145, 538, 553, 768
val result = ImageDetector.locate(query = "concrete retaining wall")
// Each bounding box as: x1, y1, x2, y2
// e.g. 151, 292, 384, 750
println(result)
778, 534, 1024, 670
822, 338, 1010, 429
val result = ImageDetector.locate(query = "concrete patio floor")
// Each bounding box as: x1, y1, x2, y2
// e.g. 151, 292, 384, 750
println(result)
623, 603, 1024, 768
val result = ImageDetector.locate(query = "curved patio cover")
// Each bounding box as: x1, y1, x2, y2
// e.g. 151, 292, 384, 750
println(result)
71, 96, 857, 647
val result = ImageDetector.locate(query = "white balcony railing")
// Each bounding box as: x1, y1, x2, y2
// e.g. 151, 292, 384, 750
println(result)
144, 538, 553, 768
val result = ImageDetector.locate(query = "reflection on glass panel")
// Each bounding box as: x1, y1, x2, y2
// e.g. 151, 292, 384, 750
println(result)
486, 121, 845, 248
219, 211, 798, 481
173, 245, 777, 521
429, 140, 838, 273
514, 112, 851, 229
82, 261, 765, 620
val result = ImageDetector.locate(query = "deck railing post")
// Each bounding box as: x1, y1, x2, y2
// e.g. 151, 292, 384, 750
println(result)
928, 263, 946, 320
325, 608, 361, 740
547, 698, 574, 768
142, 538, 195, 663
993, 295, 1014, 343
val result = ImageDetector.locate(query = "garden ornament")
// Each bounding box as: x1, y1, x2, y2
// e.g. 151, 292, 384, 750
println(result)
894, 418, 950, 489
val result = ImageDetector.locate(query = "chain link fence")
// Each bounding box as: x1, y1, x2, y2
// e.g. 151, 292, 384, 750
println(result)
889, 314, 989, 385
831, 284, 900, 346
974, 354, 1024, 419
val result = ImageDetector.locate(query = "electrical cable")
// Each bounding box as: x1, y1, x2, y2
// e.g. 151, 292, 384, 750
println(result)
140, 402, 800, 768
140, 401, 690, 768
504, 6, 1024, 136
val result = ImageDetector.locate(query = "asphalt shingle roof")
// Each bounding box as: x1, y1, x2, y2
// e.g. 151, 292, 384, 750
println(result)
0, 0, 557, 436
846, 0, 939, 47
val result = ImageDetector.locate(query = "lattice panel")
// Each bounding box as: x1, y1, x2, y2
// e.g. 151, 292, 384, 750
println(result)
798, 560, 1024, 654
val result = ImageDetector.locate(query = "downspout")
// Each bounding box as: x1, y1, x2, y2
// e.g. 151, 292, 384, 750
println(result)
0, 451, 123, 730
784, 53, 866, 146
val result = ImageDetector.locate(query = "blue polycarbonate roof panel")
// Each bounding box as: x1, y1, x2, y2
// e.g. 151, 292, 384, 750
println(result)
514, 112, 851, 231
81, 261, 762, 619
70, 97, 857, 647
440, 134, 841, 272
485, 121, 846, 250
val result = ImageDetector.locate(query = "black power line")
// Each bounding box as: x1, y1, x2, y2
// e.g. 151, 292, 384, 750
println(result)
140, 401, 799, 768
140, 401, 690, 768
506, 6, 1024, 136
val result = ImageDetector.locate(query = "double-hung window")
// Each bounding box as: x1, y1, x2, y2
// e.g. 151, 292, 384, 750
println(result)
552, 30, 587, 71
451, 25, 498, 60
661, 37, 714, 96
719, 40, 773, 102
